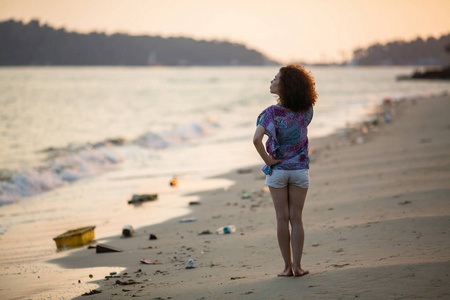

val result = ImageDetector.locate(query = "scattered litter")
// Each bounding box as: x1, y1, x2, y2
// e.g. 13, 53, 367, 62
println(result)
116, 279, 140, 285
186, 259, 195, 269
383, 98, 392, 105
230, 276, 246, 280
198, 230, 212, 235
105, 272, 130, 279
103, 137, 126, 145
331, 263, 350, 268
128, 194, 158, 204
154, 269, 169, 275
170, 177, 178, 187
53, 226, 96, 250
96, 244, 123, 253
140, 258, 159, 264
237, 168, 252, 174
383, 113, 392, 123
398, 200, 412, 205
216, 225, 236, 234
241, 191, 250, 199
189, 201, 201, 205
82, 289, 102, 296
149, 233, 158, 240
122, 225, 134, 238
179, 218, 197, 223
105, 275, 121, 279
355, 136, 365, 144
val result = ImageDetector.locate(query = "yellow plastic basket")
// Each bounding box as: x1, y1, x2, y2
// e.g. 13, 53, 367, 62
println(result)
53, 226, 96, 249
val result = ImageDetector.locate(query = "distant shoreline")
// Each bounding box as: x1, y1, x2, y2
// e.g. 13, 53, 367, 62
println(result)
397, 66, 450, 80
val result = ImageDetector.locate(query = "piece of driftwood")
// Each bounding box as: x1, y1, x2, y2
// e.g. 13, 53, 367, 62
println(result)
127, 194, 158, 204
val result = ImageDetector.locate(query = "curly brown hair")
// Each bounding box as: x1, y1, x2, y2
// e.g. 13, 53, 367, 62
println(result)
278, 64, 317, 112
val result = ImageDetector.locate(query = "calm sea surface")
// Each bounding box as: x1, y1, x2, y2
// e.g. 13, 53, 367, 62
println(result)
0, 66, 449, 241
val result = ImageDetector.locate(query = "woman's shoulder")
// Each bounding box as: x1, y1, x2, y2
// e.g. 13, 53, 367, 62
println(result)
266, 104, 279, 111
261, 105, 312, 116
268, 105, 289, 113
281, 106, 313, 125
294, 106, 313, 116
259, 105, 278, 115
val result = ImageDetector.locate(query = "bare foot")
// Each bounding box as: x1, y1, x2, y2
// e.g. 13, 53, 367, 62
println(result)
277, 268, 293, 277
293, 267, 309, 277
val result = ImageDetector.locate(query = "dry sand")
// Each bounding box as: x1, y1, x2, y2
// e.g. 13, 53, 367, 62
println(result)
5, 95, 450, 299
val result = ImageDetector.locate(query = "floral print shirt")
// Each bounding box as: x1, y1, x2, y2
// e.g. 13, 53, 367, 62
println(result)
256, 105, 313, 175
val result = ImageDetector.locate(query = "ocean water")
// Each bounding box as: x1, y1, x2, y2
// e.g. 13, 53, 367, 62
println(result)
0, 66, 449, 249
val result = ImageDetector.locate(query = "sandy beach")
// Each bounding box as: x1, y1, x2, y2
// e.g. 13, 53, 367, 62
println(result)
3, 95, 450, 299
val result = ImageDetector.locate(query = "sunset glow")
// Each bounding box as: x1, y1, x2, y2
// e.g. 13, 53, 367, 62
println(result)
0, 0, 449, 63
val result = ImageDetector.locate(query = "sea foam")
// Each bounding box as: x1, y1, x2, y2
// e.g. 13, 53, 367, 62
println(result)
0, 120, 218, 205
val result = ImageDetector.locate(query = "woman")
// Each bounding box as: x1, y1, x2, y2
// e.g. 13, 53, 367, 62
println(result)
253, 64, 317, 277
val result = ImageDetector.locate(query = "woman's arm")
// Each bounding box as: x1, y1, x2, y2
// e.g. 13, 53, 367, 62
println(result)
253, 125, 282, 166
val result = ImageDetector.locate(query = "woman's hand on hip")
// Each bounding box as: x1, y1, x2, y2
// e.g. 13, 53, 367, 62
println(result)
266, 155, 283, 166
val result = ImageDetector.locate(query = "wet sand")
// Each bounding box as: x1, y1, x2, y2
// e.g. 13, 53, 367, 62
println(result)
3, 95, 450, 299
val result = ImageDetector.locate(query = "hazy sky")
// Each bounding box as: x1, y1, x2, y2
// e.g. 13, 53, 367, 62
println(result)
1, 0, 449, 63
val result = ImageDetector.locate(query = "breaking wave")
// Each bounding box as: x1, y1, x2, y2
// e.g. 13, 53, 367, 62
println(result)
0, 121, 219, 205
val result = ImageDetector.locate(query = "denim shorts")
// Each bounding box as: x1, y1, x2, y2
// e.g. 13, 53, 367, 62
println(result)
265, 169, 309, 189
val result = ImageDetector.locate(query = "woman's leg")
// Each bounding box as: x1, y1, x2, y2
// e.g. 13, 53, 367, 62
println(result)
269, 186, 293, 276
288, 185, 309, 276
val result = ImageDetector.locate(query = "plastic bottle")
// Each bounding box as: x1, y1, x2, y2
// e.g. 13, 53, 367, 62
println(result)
179, 218, 197, 223
216, 225, 236, 234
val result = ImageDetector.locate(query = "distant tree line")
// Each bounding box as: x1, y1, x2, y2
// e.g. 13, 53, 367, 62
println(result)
352, 34, 450, 66
0, 19, 279, 66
